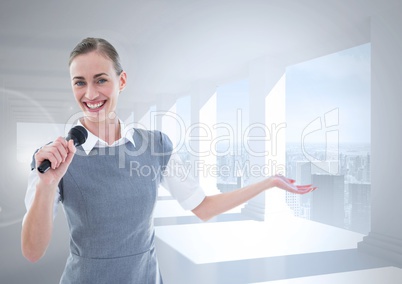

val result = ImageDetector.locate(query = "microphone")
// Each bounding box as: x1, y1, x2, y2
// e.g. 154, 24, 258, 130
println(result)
37, 125, 88, 174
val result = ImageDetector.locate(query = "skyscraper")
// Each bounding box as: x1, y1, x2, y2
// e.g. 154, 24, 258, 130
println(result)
348, 182, 371, 234
311, 174, 345, 228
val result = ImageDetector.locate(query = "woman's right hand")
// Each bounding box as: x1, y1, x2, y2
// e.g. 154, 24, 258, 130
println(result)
34, 137, 76, 186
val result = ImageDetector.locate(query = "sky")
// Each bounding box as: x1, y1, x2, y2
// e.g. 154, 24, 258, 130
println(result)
286, 43, 371, 144
215, 43, 371, 145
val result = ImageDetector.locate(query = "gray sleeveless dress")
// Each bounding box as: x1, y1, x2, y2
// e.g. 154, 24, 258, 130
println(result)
59, 129, 172, 284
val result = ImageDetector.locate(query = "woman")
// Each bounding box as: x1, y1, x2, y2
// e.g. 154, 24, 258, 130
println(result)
21, 37, 316, 283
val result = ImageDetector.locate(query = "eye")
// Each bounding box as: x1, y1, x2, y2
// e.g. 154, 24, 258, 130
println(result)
74, 81, 86, 87
97, 78, 107, 84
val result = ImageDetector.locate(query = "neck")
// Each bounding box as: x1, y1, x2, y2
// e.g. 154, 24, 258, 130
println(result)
81, 117, 121, 145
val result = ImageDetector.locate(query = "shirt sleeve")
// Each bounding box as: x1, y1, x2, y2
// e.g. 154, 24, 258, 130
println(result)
161, 152, 206, 211
22, 169, 61, 225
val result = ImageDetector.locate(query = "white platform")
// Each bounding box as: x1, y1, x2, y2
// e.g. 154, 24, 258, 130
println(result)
155, 215, 364, 264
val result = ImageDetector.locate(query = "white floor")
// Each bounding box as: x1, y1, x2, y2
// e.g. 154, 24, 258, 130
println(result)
252, 267, 402, 284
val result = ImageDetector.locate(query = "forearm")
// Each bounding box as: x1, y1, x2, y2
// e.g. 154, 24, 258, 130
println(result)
192, 178, 273, 221
21, 182, 57, 263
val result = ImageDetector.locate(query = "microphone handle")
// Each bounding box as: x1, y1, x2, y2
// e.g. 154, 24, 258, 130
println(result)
37, 137, 77, 174
37, 160, 52, 174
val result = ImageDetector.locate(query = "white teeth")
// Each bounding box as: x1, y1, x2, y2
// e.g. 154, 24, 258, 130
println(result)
86, 101, 105, 109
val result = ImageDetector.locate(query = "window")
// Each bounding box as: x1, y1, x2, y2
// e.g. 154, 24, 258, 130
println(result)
286, 43, 371, 234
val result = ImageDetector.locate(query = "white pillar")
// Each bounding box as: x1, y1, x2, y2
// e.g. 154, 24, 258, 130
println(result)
160, 103, 180, 147
136, 103, 154, 130
358, 5, 402, 266
153, 94, 175, 131
188, 83, 220, 195
241, 59, 292, 220
198, 92, 219, 194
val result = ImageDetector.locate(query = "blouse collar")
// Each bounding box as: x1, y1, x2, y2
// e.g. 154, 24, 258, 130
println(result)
77, 120, 135, 155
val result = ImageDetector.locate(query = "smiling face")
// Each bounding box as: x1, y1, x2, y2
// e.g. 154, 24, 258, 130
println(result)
69, 51, 126, 125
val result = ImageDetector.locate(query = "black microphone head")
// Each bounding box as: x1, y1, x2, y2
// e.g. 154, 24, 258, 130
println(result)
67, 125, 88, 146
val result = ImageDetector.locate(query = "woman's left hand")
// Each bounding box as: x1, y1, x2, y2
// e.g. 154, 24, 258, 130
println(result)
269, 175, 317, 194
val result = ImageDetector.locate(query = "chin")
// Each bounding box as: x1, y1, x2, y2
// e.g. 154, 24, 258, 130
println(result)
84, 112, 107, 123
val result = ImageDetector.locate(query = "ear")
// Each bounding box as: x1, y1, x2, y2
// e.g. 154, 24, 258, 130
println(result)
119, 71, 127, 92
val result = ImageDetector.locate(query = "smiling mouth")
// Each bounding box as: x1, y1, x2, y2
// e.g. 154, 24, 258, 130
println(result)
85, 101, 106, 110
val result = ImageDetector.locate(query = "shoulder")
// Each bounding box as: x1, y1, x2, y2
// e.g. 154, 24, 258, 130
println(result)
133, 128, 173, 152
133, 128, 170, 142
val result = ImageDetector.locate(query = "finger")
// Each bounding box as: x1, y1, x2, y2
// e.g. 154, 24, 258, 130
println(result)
63, 140, 76, 166
54, 136, 68, 146
49, 151, 63, 170
308, 187, 317, 193
293, 186, 314, 194
52, 141, 69, 165
51, 140, 76, 175
49, 140, 69, 168
297, 184, 312, 187
296, 184, 313, 190
36, 137, 68, 169
67, 139, 76, 154
36, 146, 62, 170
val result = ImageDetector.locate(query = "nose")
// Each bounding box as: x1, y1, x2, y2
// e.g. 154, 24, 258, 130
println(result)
85, 83, 99, 100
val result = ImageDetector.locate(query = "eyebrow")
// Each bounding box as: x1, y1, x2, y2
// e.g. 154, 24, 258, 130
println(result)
72, 73, 109, 81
